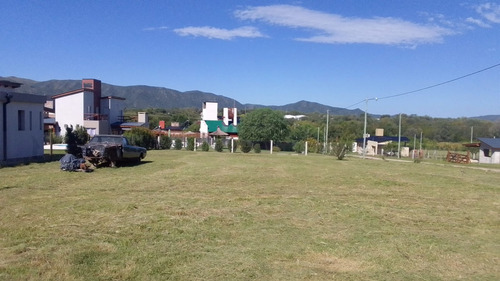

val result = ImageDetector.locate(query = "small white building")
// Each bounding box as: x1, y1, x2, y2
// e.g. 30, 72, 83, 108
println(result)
1, 80, 46, 165
199, 101, 238, 139
478, 137, 500, 164
51, 79, 125, 136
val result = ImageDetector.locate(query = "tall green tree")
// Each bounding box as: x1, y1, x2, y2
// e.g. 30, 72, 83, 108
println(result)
238, 108, 290, 143
289, 120, 318, 141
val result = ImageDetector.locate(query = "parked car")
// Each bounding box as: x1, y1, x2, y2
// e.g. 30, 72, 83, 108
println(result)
82, 135, 147, 167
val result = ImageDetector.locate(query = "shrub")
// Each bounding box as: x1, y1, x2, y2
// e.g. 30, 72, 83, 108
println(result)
330, 142, 348, 160
63, 126, 82, 156
187, 138, 195, 151
215, 139, 224, 152
74, 125, 90, 145
159, 136, 172, 149
293, 141, 304, 154
174, 139, 183, 150
124, 127, 155, 149
272, 146, 280, 153
240, 140, 252, 153
305, 138, 322, 154
202, 141, 210, 152
253, 143, 261, 153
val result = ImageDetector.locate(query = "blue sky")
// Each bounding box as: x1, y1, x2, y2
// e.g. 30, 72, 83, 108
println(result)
1, 0, 499, 118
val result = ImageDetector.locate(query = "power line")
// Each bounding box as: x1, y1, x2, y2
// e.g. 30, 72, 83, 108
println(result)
345, 62, 500, 109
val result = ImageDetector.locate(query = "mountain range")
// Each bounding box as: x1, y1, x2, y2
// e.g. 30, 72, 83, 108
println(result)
2, 76, 363, 115
2, 76, 498, 120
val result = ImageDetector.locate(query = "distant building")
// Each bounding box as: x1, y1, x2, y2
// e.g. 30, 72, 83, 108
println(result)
51, 79, 126, 136
199, 101, 238, 139
478, 138, 500, 164
1, 80, 46, 165
112, 112, 149, 133
355, 128, 409, 156
284, 114, 306, 120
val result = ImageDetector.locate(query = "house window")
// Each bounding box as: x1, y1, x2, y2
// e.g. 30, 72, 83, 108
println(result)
30, 111, 33, 131
18, 110, 25, 131
484, 148, 490, 157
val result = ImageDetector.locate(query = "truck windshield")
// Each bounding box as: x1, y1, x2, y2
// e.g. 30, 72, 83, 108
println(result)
90, 136, 122, 145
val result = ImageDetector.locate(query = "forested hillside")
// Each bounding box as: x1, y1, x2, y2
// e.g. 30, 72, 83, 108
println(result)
129, 108, 500, 148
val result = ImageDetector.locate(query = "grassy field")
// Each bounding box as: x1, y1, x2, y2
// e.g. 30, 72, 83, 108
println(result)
1, 150, 499, 280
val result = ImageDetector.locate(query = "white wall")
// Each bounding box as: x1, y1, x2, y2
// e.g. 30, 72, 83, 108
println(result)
138, 112, 148, 124
200, 121, 208, 135
479, 148, 500, 164
2, 100, 44, 162
54, 91, 87, 135
202, 102, 218, 121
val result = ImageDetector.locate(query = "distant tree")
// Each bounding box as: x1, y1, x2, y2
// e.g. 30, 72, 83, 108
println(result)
306, 138, 322, 154
293, 141, 305, 154
124, 127, 155, 149
201, 141, 210, 151
289, 120, 318, 141
253, 143, 261, 153
187, 137, 195, 151
240, 140, 252, 153
215, 139, 224, 152
186, 122, 200, 132
159, 135, 172, 149
174, 138, 183, 150
238, 109, 290, 148
488, 122, 500, 138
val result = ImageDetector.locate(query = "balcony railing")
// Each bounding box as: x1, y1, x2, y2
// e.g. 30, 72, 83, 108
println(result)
84, 113, 108, 121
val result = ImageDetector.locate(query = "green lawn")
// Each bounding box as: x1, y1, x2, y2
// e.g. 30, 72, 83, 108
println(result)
1, 150, 499, 280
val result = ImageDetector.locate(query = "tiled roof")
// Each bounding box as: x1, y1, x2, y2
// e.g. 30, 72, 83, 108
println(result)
205, 120, 238, 134
51, 88, 91, 99
111, 122, 146, 128
478, 138, 500, 149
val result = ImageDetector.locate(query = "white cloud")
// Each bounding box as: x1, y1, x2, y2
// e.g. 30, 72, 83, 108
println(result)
476, 2, 500, 23
143, 26, 169, 31
173, 26, 265, 40
465, 17, 491, 28
235, 5, 454, 46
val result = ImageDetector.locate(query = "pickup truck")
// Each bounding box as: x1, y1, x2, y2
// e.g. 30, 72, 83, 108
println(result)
82, 135, 147, 167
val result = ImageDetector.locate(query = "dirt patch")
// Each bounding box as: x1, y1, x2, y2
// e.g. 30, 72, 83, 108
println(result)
298, 252, 371, 273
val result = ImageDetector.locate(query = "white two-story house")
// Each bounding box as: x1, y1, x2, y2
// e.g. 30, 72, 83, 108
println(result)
51, 79, 125, 136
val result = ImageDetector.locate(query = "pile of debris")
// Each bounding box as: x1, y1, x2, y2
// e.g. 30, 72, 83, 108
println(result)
60, 154, 92, 172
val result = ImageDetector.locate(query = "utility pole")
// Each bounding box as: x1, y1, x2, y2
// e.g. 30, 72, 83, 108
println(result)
325, 110, 329, 154
413, 134, 416, 159
398, 113, 401, 159
470, 126, 473, 143
362, 98, 377, 159
419, 131, 423, 156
